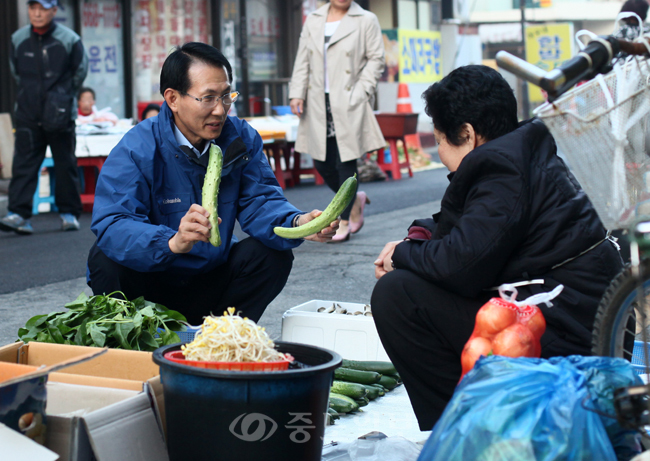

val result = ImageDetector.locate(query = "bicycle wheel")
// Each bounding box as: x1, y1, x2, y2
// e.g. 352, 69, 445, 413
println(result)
592, 261, 650, 366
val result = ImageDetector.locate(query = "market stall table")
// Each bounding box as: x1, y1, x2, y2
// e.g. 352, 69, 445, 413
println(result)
248, 116, 323, 188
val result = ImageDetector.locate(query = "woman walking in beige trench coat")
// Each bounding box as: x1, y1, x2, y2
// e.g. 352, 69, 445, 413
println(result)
289, 0, 386, 242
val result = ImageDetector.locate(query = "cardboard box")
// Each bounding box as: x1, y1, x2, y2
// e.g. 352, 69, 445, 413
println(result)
0, 348, 106, 451
0, 361, 38, 382
281, 300, 390, 361
45, 382, 168, 461
0, 342, 168, 461
0, 342, 160, 391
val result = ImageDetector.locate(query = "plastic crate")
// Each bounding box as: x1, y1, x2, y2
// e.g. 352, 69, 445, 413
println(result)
632, 340, 650, 375
281, 300, 389, 361
157, 325, 201, 344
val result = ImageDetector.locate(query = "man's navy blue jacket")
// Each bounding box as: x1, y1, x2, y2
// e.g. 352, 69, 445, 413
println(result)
90, 102, 304, 279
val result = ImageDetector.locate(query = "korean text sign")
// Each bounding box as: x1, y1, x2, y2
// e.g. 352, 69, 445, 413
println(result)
525, 23, 574, 102
81, 0, 124, 117
398, 29, 443, 84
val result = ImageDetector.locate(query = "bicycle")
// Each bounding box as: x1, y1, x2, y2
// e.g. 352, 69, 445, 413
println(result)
497, 32, 650, 431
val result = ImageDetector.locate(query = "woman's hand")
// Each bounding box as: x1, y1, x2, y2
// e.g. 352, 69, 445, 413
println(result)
290, 99, 304, 117
299, 210, 340, 243
169, 204, 222, 254
374, 240, 401, 279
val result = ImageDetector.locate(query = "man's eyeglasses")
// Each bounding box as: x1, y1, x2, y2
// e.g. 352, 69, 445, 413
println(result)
181, 91, 239, 108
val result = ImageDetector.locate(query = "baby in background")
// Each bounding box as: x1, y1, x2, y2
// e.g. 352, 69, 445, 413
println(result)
77, 87, 118, 125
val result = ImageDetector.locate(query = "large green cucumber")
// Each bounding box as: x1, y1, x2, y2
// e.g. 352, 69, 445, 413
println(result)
355, 395, 370, 407
378, 375, 399, 390
202, 144, 223, 247
327, 408, 340, 420
334, 367, 382, 385
331, 380, 368, 400
369, 384, 386, 396
329, 393, 359, 414
361, 384, 381, 400
341, 359, 397, 376
273, 174, 357, 239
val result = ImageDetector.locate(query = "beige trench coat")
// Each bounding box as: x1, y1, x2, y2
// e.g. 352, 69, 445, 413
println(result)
288, 2, 386, 162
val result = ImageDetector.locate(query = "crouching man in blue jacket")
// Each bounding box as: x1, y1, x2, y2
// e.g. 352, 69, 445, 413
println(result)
87, 42, 338, 324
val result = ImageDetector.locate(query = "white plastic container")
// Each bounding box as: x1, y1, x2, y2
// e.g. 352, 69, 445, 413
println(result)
281, 300, 390, 361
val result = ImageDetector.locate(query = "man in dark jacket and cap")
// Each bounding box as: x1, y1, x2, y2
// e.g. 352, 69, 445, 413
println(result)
1, 0, 88, 235
371, 65, 623, 431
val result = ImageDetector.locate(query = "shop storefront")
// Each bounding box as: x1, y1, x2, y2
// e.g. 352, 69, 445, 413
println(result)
1, 0, 312, 119
82, 0, 127, 117
1, 0, 393, 119
132, 0, 212, 117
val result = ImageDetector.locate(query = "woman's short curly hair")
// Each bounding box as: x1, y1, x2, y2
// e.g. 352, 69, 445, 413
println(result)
423, 65, 519, 146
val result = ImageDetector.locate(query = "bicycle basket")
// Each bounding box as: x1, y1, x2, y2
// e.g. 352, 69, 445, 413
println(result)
535, 57, 650, 230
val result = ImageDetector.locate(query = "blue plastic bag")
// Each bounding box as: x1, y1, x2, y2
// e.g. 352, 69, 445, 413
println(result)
418, 355, 643, 461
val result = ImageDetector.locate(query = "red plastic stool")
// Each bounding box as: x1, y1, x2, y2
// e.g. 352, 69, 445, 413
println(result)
288, 143, 324, 186
376, 138, 413, 180
77, 157, 106, 212
375, 113, 418, 180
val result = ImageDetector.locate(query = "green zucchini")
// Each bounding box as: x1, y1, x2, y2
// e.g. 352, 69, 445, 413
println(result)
355, 395, 370, 407
369, 384, 386, 396
331, 380, 368, 400
273, 174, 357, 239
327, 408, 340, 420
202, 144, 223, 247
378, 375, 399, 390
362, 384, 381, 400
386, 373, 402, 383
334, 367, 382, 385
341, 359, 397, 376
329, 393, 359, 414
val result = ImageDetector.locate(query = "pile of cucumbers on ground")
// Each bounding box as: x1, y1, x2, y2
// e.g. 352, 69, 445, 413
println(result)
327, 359, 402, 425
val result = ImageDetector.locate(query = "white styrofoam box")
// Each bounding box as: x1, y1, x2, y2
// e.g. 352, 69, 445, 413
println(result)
281, 300, 389, 361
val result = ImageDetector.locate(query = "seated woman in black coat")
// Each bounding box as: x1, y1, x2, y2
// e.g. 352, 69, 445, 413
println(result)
371, 65, 623, 431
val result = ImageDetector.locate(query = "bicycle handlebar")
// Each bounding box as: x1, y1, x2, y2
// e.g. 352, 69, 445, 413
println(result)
496, 35, 647, 102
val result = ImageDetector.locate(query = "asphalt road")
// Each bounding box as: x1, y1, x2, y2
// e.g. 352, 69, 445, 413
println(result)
0, 166, 449, 344
0, 167, 450, 294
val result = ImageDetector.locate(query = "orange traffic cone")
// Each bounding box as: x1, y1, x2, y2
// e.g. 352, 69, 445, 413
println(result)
396, 83, 413, 113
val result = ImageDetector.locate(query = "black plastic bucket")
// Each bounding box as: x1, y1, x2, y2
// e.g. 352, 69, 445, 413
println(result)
153, 341, 342, 461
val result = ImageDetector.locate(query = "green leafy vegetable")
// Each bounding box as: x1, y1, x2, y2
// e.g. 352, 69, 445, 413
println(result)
17, 292, 187, 351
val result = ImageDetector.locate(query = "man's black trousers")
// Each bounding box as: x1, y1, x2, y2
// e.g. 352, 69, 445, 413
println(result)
9, 121, 82, 219
88, 238, 294, 325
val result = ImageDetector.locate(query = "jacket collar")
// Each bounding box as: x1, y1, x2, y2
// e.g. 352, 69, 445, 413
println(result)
172, 122, 212, 158
310, 2, 364, 53
31, 21, 56, 37
158, 101, 247, 174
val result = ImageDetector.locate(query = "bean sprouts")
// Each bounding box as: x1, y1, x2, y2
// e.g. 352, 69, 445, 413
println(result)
181, 308, 288, 362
